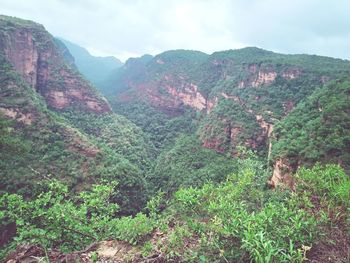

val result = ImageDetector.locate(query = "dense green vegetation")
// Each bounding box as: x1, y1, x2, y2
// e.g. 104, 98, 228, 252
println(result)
146, 50, 209, 81
1, 158, 349, 262
60, 111, 155, 171
0, 56, 150, 214
272, 79, 350, 169
92, 47, 350, 261
198, 98, 265, 154
107, 46, 350, 162
110, 101, 196, 150
151, 135, 237, 193
1, 15, 350, 262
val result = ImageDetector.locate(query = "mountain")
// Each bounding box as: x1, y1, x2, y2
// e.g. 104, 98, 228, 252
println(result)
1, 15, 349, 263
0, 15, 153, 213
101, 54, 153, 95
58, 38, 122, 90
107, 47, 350, 186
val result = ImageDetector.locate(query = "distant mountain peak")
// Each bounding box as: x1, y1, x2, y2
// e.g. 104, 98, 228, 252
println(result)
58, 38, 123, 86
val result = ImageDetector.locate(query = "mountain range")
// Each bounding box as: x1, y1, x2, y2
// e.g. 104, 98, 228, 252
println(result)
0, 15, 349, 262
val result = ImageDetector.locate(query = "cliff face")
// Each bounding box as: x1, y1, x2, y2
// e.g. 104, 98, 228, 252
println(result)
113, 50, 209, 115
0, 16, 154, 214
108, 47, 350, 185
131, 76, 207, 114
110, 49, 312, 156
0, 15, 111, 114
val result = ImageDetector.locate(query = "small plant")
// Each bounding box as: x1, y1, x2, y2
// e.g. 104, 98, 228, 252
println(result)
90, 251, 98, 262
141, 241, 153, 257
113, 212, 155, 245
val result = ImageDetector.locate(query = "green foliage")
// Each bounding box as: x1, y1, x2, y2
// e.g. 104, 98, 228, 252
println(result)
0, 181, 119, 253
209, 47, 350, 75
146, 50, 208, 81
198, 98, 264, 155
111, 101, 197, 151
0, 15, 44, 30
272, 79, 350, 168
1, 16, 350, 261
113, 213, 155, 245
141, 241, 153, 257
295, 164, 350, 207
0, 53, 149, 214
0, 107, 149, 214
61, 110, 155, 170
108, 45, 350, 170
151, 135, 237, 193
101, 54, 153, 95
1, 150, 349, 262
154, 161, 349, 262
146, 191, 166, 219
0, 115, 30, 157
0, 180, 156, 257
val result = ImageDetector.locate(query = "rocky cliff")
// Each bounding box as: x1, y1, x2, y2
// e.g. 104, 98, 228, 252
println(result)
0, 15, 152, 214
0, 15, 111, 114
107, 47, 350, 185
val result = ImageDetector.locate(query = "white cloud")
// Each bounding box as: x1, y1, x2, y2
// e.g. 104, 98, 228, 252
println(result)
0, 0, 349, 61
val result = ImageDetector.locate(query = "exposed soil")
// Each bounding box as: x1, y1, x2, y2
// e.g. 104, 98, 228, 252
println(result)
307, 222, 350, 263
4, 242, 166, 263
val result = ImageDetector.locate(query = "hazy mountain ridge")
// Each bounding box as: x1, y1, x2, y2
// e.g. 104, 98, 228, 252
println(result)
59, 38, 123, 91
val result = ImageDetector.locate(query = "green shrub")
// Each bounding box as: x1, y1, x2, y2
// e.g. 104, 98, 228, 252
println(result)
1, 180, 119, 254
296, 164, 350, 206
113, 213, 155, 245
157, 157, 320, 262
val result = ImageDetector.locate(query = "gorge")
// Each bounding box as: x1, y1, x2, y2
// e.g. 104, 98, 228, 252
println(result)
0, 15, 349, 262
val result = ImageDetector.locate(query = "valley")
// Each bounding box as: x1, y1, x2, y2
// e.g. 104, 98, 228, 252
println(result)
0, 15, 349, 262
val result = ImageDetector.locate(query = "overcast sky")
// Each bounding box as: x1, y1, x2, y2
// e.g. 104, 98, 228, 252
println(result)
1, 0, 349, 61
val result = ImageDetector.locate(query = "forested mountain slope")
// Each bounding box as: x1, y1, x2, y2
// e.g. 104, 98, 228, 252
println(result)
1, 15, 349, 263
0, 15, 153, 213
107, 47, 350, 186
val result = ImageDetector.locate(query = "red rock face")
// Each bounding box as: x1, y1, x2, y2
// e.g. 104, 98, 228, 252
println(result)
3, 29, 39, 88
202, 138, 226, 153
0, 107, 34, 125
269, 158, 295, 189
238, 64, 301, 88
1, 25, 111, 114
200, 117, 263, 155
114, 58, 303, 155
117, 74, 209, 115
165, 83, 206, 110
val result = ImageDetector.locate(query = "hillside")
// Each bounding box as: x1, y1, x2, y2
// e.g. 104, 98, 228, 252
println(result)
0, 15, 154, 214
0, 15, 349, 263
108, 47, 350, 186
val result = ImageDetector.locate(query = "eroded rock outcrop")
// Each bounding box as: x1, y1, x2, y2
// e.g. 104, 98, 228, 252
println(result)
237, 64, 301, 88
269, 158, 295, 189
0, 107, 34, 125
252, 70, 277, 87
165, 83, 206, 111
0, 16, 111, 114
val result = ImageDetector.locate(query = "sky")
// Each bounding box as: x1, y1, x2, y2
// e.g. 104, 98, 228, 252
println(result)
0, 0, 349, 62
